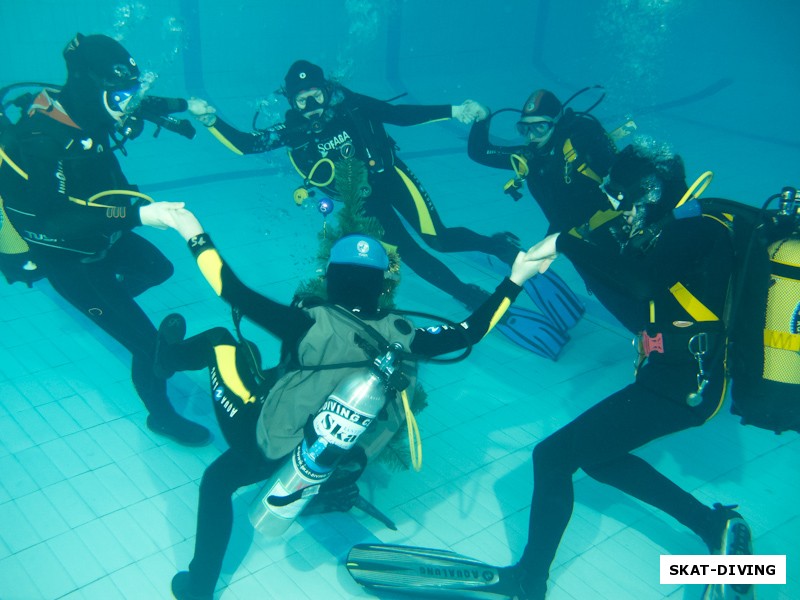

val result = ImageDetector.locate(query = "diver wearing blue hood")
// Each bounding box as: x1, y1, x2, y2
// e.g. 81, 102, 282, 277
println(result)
152, 206, 548, 600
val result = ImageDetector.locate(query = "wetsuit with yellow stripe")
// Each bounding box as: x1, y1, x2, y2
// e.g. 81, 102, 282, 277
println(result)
1, 90, 145, 256
468, 108, 616, 234
518, 209, 735, 588
167, 232, 524, 434
0, 89, 178, 421
205, 85, 520, 308
156, 231, 523, 594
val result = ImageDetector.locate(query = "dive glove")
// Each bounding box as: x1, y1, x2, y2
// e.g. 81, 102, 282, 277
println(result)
187, 97, 217, 127
452, 99, 488, 124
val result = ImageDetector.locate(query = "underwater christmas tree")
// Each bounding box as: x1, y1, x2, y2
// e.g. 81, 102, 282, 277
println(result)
295, 156, 426, 471
295, 156, 402, 306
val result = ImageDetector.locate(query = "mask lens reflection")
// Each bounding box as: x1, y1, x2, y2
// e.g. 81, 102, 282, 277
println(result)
516, 120, 553, 138
295, 89, 324, 110
108, 84, 141, 113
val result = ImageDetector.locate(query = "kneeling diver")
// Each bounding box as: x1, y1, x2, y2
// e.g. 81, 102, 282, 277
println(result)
154, 206, 548, 600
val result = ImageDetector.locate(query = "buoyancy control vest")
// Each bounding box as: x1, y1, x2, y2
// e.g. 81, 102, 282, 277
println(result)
1, 88, 143, 270
256, 304, 417, 460
285, 87, 398, 203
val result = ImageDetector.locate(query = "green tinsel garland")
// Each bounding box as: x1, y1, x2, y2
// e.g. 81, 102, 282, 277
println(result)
295, 156, 427, 471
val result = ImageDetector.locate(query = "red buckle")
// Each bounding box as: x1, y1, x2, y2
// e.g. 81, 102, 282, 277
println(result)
641, 332, 664, 356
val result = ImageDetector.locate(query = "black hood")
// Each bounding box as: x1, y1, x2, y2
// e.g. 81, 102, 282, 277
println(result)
606, 144, 688, 222
59, 33, 140, 131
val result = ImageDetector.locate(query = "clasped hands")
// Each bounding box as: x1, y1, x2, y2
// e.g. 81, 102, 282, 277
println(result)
139, 202, 205, 240
451, 99, 489, 124
141, 202, 561, 284
509, 233, 560, 286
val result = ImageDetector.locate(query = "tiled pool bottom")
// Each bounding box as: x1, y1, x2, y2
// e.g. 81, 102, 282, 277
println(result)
1, 153, 798, 600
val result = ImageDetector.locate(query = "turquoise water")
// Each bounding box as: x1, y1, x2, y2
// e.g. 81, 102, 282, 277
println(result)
1, 1, 799, 599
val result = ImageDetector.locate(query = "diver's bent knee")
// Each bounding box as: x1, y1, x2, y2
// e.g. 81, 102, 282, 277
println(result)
206, 327, 237, 346
533, 433, 577, 474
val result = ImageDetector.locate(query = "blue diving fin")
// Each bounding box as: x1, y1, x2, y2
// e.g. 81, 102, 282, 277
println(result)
523, 269, 585, 332
495, 305, 569, 361
347, 543, 521, 599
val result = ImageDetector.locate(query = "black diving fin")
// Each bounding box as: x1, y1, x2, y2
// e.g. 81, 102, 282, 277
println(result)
701, 511, 756, 600
346, 543, 520, 599
495, 305, 569, 361
523, 270, 585, 332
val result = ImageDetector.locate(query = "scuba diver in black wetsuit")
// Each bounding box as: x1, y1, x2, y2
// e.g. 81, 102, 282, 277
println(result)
468, 89, 617, 233
153, 207, 548, 600
186, 60, 526, 313
0, 34, 210, 446
505, 142, 753, 600
465, 89, 621, 353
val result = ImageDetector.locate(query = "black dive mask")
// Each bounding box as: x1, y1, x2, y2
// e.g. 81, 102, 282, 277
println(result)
303, 93, 325, 112
294, 87, 327, 114
603, 175, 662, 213
604, 175, 665, 254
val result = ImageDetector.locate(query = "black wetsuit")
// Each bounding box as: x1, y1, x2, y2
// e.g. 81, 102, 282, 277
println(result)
160, 232, 523, 595
518, 210, 734, 592
207, 85, 520, 308
468, 109, 616, 234
0, 90, 178, 420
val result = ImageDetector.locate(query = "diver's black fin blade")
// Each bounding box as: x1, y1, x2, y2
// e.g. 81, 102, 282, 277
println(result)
346, 544, 518, 599
495, 305, 569, 361
523, 269, 585, 332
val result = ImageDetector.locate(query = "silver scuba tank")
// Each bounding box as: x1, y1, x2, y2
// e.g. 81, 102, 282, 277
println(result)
249, 343, 404, 536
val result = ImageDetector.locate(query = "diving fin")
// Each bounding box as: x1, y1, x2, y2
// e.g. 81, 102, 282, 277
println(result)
702, 579, 756, 600
523, 270, 585, 332
495, 305, 569, 361
702, 512, 757, 600
346, 543, 520, 599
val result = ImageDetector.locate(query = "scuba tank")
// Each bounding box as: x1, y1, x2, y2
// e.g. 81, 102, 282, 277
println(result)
707, 187, 800, 434
249, 342, 406, 535
762, 235, 800, 385
761, 187, 800, 388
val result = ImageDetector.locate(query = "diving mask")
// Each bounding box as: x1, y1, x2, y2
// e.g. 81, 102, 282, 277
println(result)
517, 117, 554, 140
294, 88, 325, 111
103, 82, 143, 123
603, 175, 662, 212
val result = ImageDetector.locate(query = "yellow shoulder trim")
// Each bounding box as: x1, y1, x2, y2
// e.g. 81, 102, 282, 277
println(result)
669, 282, 719, 322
